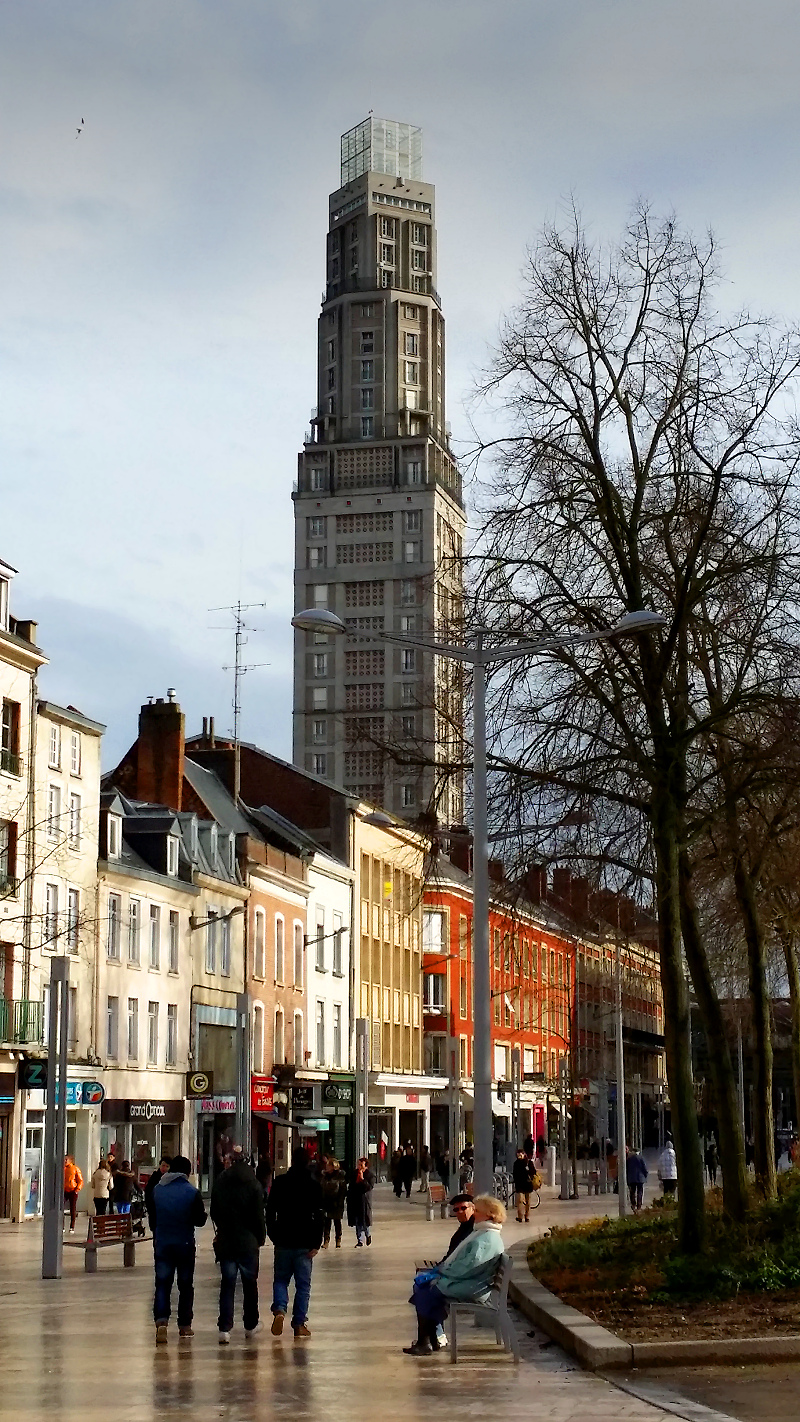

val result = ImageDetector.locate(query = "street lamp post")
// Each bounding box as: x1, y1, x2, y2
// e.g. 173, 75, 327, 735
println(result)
292, 606, 665, 1197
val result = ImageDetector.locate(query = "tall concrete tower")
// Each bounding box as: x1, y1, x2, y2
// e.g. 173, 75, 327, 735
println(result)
292, 117, 466, 821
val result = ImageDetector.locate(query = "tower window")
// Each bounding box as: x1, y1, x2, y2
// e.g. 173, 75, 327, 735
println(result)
405, 362, 419, 384
310, 467, 327, 490
361, 332, 374, 353
361, 359, 374, 381
361, 417, 374, 438
327, 340, 335, 361
360, 388, 374, 410
406, 460, 422, 484
405, 333, 418, 356
361, 303, 373, 317
307, 516, 327, 537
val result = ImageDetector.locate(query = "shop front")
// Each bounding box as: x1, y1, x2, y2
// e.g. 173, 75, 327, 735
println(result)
251, 1075, 275, 1168
194, 1093, 237, 1193
101, 1097, 185, 1186
0, 1072, 14, 1218
321, 1076, 354, 1169
368, 1074, 444, 1181
20, 1074, 108, 1219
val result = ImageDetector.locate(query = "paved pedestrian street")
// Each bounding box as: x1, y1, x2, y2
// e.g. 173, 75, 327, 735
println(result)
0, 1183, 687, 1422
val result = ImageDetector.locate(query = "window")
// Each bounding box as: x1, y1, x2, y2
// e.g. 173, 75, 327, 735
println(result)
406, 460, 422, 485
308, 515, 326, 537
312, 687, 327, 711
312, 753, 327, 776
327, 339, 335, 362
47, 785, 61, 840
380, 217, 394, 237
312, 583, 329, 609
429, 1035, 446, 1074
70, 732, 81, 775
326, 367, 335, 390
275, 917, 285, 982
149, 904, 160, 969
361, 416, 374, 438
401, 714, 415, 739
253, 1002, 265, 1074
412, 249, 426, 270
168, 911, 179, 972
166, 835, 179, 877
400, 683, 417, 707
68, 793, 81, 848
293, 1012, 303, 1066
44, 882, 59, 947
360, 387, 374, 409
403, 509, 421, 533
107, 893, 121, 959
380, 242, 394, 263
294, 921, 304, 987
423, 973, 446, 1011
254, 909, 266, 978
310, 467, 327, 491
360, 331, 374, 354
460, 975, 467, 1017
312, 719, 326, 744
1, 699, 21, 775
205, 910, 217, 974
106, 996, 119, 1060
402, 649, 416, 673
0, 820, 17, 890
316, 1000, 325, 1065
147, 1001, 159, 1064
361, 359, 374, 381
405, 361, 419, 384
313, 653, 328, 677
274, 1008, 285, 1065
423, 910, 445, 952
127, 997, 139, 1059
166, 1004, 177, 1065
404, 303, 418, 319
403, 541, 420, 563
107, 814, 121, 859
67, 887, 80, 953
411, 275, 424, 292
48, 723, 61, 769
333, 911, 343, 974
312, 906, 324, 970
404, 332, 419, 356
220, 916, 231, 976
524, 1047, 535, 1074
400, 579, 417, 605
361, 302, 373, 317
128, 899, 141, 964
333, 1003, 342, 1067
401, 784, 416, 808
308, 546, 327, 568
494, 1044, 509, 1080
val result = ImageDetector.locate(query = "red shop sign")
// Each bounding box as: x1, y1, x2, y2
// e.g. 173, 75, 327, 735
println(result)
251, 1076, 275, 1113
406, 1093, 420, 1104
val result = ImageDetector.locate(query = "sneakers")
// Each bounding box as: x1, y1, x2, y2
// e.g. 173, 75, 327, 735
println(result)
293, 1324, 311, 1339
271, 1313, 285, 1337
218, 1331, 231, 1346
155, 1324, 168, 1345
179, 1327, 194, 1338
244, 1322, 262, 1338
69, 1227, 75, 1235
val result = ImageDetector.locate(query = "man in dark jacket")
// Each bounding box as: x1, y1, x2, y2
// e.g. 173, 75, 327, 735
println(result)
152, 1156, 207, 1343
266, 1147, 324, 1339
211, 1152, 267, 1343
145, 1156, 171, 1234
444, 1194, 474, 1257
625, 1146, 648, 1213
399, 1144, 417, 1198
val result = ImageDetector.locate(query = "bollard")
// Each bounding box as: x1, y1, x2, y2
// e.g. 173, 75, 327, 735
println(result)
547, 1145, 557, 1188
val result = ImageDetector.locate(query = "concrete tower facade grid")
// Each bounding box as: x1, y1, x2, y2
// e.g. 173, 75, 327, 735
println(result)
292, 118, 466, 821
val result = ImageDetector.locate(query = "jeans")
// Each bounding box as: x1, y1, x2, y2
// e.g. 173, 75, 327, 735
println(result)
355, 1222, 371, 1244
218, 1250, 260, 1332
628, 1182, 644, 1211
272, 1247, 314, 1326
93, 1198, 108, 1216
153, 1243, 196, 1327
116, 1202, 131, 1214
323, 1216, 342, 1245
64, 1190, 78, 1228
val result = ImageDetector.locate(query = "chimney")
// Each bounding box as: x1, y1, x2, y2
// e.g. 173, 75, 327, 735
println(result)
488, 859, 505, 885
522, 864, 546, 904
552, 867, 572, 903
570, 875, 591, 919
136, 693, 185, 811
209, 715, 216, 748
447, 826, 472, 875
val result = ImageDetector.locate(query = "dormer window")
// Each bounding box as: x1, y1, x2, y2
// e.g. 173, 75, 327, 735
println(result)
166, 835, 179, 877
107, 814, 122, 859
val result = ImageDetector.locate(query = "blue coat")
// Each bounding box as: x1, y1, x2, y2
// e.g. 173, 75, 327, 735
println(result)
626, 1152, 648, 1185
153, 1172, 207, 1248
435, 1222, 505, 1301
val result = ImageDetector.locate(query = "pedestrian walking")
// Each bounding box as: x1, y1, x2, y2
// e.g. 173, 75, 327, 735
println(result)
320, 1157, 347, 1248
704, 1140, 718, 1187
625, 1146, 648, 1212
63, 1156, 83, 1233
90, 1159, 111, 1217
512, 1149, 536, 1222
152, 1155, 207, 1343
418, 1144, 432, 1192
145, 1156, 171, 1233
658, 1138, 678, 1198
399, 1143, 417, 1198
112, 1159, 136, 1214
436, 1148, 451, 1190
266, 1146, 325, 1339
536, 1134, 548, 1168
211, 1151, 267, 1344
390, 1147, 404, 1198
346, 1157, 375, 1247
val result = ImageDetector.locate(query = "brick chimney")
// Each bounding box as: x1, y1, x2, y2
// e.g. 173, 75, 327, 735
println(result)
136, 691, 185, 811
447, 826, 472, 875
488, 858, 505, 885
522, 864, 547, 904
552, 866, 572, 904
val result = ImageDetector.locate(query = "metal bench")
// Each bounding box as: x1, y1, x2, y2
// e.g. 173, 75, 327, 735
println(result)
63, 1213, 149, 1272
425, 1182, 449, 1221
449, 1252, 520, 1364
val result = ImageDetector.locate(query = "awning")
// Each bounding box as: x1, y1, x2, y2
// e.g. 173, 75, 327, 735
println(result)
252, 1110, 305, 1128
492, 1093, 512, 1119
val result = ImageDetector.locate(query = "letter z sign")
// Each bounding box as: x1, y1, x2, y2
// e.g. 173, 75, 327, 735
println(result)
19, 1061, 48, 1091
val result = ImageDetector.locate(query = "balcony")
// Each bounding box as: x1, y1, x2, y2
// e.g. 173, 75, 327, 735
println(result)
0, 998, 45, 1045
0, 747, 21, 776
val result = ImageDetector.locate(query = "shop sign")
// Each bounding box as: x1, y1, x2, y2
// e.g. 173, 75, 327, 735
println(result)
406, 1093, 420, 1104
53, 1081, 106, 1106
251, 1076, 275, 1113
322, 1080, 353, 1106
186, 1070, 214, 1099
19, 1060, 47, 1091
198, 1095, 236, 1114
0, 1072, 15, 1104
292, 1086, 314, 1111
102, 1098, 185, 1124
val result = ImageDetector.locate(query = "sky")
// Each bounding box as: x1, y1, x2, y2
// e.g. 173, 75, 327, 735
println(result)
3, 0, 800, 766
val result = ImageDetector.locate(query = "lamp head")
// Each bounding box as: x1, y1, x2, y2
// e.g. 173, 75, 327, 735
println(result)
291, 608, 347, 634
610, 610, 666, 635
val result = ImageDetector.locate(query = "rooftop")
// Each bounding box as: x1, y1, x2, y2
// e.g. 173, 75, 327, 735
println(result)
340, 116, 422, 185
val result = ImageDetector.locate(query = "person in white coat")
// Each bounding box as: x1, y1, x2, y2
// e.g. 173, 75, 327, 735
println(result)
658, 1138, 678, 1198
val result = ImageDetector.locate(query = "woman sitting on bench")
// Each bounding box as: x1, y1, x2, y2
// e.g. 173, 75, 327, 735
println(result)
404, 1194, 506, 1356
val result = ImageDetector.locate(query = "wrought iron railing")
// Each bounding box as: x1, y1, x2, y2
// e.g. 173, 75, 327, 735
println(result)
0, 999, 45, 1045
0, 747, 21, 776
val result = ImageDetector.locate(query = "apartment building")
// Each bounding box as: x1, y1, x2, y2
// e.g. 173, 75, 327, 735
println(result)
292, 117, 467, 823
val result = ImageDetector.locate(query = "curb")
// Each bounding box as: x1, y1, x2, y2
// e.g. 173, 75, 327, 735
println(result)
507, 1243, 800, 1370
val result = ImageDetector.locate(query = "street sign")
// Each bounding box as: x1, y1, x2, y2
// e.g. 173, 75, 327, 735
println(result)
186, 1070, 214, 1099
19, 1060, 48, 1091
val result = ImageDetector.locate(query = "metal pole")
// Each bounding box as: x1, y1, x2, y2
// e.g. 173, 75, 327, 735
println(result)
615, 933, 628, 1217
471, 646, 493, 1197
355, 1018, 368, 1163
559, 1056, 569, 1199
449, 1035, 459, 1187
42, 956, 69, 1279
235, 991, 251, 1157
511, 1048, 521, 1149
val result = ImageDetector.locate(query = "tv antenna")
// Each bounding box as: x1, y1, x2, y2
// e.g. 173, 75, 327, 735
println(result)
209, 600, 269, 802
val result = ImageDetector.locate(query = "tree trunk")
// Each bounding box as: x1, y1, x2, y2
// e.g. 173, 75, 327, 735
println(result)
652, 790, 706, 1252
679, 847, 749, 1221
778, 929, 800, 1137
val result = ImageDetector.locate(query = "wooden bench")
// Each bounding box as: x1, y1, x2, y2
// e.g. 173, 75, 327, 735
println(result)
425, 1182, 449, 1222
63, 1214, 150, 1272
449, 1252, 520, 1364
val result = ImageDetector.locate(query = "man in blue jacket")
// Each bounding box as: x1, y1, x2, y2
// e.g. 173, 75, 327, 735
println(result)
625, 1146, 648, 1213
152, 1155, 207, 1344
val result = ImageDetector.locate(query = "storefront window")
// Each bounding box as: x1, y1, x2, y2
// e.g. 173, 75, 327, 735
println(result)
132, 1123, 159, 1177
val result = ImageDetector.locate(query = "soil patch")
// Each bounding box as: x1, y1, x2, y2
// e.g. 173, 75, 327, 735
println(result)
549, 1277, 800, 1342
